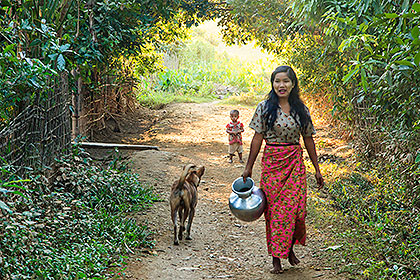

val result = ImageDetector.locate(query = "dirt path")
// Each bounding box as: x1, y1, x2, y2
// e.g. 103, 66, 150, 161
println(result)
104, 102, 347, 280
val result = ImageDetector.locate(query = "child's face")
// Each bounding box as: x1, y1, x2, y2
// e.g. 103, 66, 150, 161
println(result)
230, 113, 239, 122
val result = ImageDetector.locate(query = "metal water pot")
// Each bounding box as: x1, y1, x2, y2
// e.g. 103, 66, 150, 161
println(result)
228, 177, 267, 222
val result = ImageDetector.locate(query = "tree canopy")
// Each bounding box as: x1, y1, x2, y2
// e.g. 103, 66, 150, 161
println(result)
0, 0, 228, 123
220, 0, 419, 161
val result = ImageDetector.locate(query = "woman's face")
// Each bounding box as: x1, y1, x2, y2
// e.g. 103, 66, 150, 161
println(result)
272, 72, 294, 100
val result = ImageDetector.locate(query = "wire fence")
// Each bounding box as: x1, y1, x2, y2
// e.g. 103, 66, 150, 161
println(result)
0, 73, 71, 176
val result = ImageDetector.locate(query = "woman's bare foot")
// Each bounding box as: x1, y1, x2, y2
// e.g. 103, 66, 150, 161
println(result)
288, 248, 300, 266
270, 257, 284, 274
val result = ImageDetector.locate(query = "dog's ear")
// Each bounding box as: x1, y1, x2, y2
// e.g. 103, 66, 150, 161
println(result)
195, 166, 205, 178
186, 166, 204, 187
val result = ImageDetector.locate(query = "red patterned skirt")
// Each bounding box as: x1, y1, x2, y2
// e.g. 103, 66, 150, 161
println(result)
260, 143, 307, 259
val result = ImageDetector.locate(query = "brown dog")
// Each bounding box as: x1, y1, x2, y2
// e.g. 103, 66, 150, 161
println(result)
170, 164, 205, 245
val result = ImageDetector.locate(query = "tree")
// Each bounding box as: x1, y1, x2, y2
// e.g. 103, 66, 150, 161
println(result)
0, 0, 227, 125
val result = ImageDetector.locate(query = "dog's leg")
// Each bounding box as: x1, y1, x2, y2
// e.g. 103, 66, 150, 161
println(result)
177, 208, 184, 241
178, 206, 189, 241
172, 206, 179, 245
186, 207, 195, 240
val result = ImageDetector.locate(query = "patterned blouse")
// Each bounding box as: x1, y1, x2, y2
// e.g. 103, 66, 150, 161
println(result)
226, 121, 244, 145
249, 101, 315, 144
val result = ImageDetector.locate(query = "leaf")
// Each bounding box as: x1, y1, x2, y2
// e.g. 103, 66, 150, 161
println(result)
386, 71, 393, 86
59, 44, 71, 52
415, 52, 420, 66
396, 37, 404, 45
416, 152, 420, 163
29, 39, 42, 47
397, 65, 412, 70
1, 183, 21, 189
0, 200, 12, 213
48, 53, 58, 60
342, 68, 358, 84
57, 54, 65, 71
359, 22, 369, 32
30, 77, 41, 88
365, 59, 386, 66
41, 22, 48, 33
0, 188, 10, 194
412, 3, 420, 12
76, 272, 87, 279
395, 60, 414, 67
401, 12, 416, 18
4, 179, 30, 185
411, 26, 420, 39
3, 43, 16, 53
384, 13, 399, 19
402, 0, 410, 12
11, 190, 29, 200
338, 39, 350, 52
390, 47, 401, 54
361, 68, 368, 91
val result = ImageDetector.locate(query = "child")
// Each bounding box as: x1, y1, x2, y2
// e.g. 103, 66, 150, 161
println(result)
226, 109, 245, 163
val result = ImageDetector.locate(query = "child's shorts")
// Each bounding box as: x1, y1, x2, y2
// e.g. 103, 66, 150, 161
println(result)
228, 143, 243, 154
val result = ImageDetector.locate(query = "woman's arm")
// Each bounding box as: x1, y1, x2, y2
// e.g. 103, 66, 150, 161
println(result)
303, 135, 324, 187
242, 132, 264, 181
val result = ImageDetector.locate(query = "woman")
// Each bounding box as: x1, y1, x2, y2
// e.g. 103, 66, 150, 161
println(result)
242, 65, 324, 274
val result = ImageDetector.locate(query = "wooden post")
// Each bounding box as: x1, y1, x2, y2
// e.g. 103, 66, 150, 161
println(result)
73, 142, 159, 151
71, 68, 81, 140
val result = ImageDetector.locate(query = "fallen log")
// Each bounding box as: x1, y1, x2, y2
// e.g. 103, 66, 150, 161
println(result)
73, 141, 159, 151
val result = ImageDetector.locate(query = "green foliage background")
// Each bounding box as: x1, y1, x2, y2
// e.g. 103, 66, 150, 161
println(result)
135, 21, 278, 108
0, 0, 226, 278
216, 0, 420, 278
2, 0, 420, 278
0, 0, 225, 126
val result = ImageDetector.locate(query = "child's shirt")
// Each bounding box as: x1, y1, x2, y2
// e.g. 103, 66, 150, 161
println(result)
226, 121, 244, 145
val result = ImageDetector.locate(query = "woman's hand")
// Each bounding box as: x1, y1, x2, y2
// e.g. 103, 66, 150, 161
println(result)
242, 168, 252, 183
303, 136, 324, 189
315, 171, 324, 188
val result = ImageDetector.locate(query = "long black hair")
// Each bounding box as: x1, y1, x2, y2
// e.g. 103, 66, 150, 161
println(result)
264, 66, 311, 132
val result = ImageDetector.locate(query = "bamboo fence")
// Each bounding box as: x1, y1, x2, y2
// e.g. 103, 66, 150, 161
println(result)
0, 73, 71, 176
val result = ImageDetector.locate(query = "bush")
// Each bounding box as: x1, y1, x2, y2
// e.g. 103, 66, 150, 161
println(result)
0, 146, 156, 279
328, 170, 420, 279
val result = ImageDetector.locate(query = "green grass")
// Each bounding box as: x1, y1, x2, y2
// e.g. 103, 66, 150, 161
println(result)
136, 25, 277, 109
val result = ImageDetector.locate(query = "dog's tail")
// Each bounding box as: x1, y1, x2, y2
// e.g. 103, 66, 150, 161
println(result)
176, 164, 196, 192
